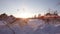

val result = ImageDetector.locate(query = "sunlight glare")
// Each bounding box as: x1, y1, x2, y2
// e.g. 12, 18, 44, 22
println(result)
19, 12, 32, 18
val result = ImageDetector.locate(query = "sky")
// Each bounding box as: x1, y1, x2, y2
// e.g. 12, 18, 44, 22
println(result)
0, 0, 60, 17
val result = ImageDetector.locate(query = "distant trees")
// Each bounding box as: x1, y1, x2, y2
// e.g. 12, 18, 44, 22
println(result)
0, 13, 7, 19
34, 15, 36, 18
54, 10, 58, 16
38, 14, 41, 17
45, 13, 51, 16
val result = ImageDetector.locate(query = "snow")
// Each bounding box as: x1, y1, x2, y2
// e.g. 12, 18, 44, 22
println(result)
0, 19, 60, 34
28, 19, 45, 31
0, 21, 7, 25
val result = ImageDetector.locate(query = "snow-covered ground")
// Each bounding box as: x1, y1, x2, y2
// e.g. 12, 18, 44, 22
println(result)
0, 19, 60, 34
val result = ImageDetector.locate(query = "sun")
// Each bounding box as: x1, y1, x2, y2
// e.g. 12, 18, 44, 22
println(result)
15, 12, 33, 18
19, 12, 32, 18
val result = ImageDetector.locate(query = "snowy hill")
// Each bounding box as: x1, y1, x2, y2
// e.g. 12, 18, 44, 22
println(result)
0, 14, 60, 34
